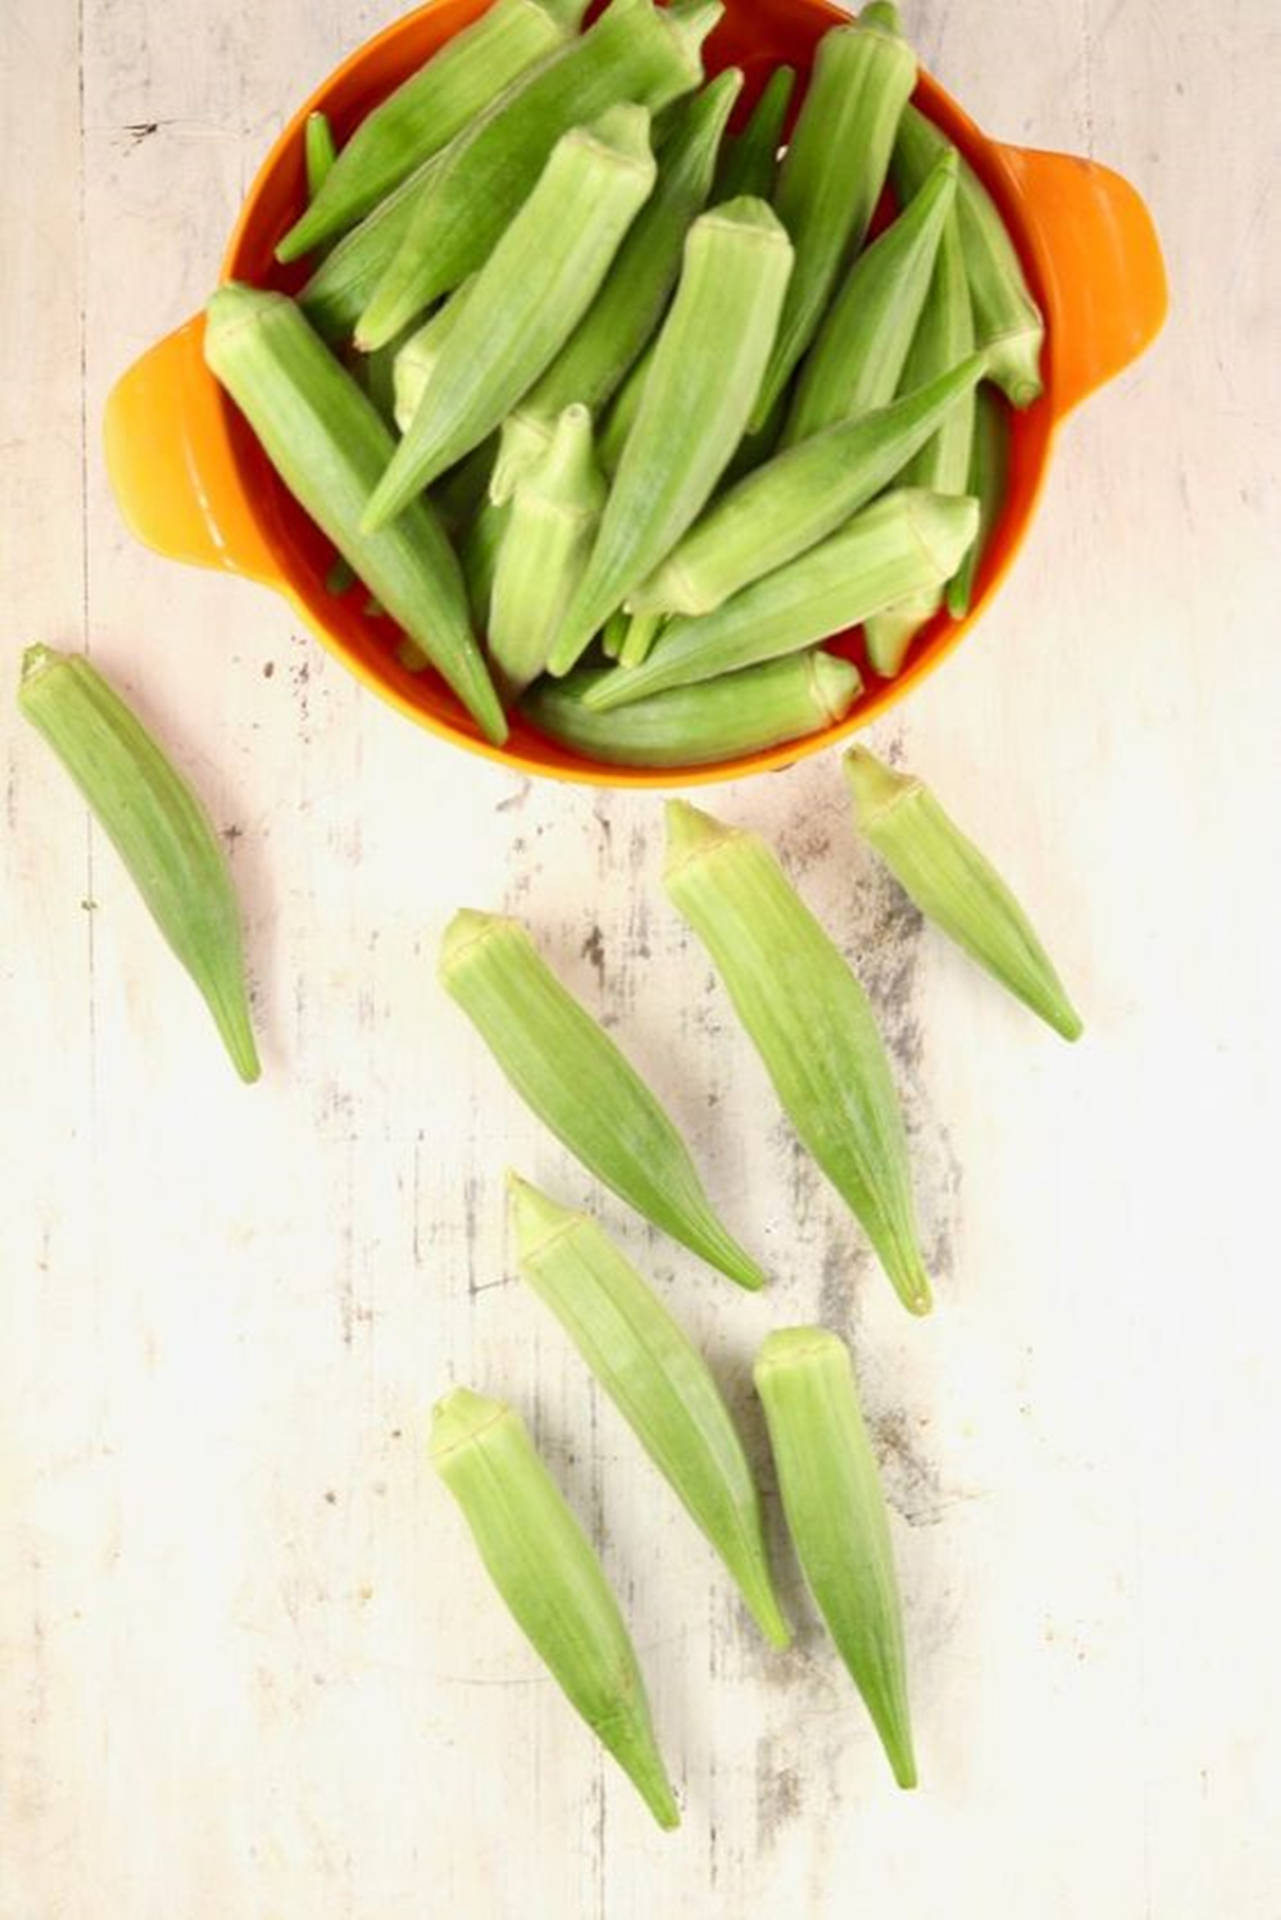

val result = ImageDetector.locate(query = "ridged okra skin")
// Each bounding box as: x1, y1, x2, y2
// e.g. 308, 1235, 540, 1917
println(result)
547, 195, 794, 674
430, 1386, 679, 1829
303, 112, 336, 201
439, 910, 765, 1289
754, 1328, 917, 1787
586, 489, 977, 709
18, 645, 260, 1082
509, 1176, 791, 1646
844, 747, 1083, 1039
277, 0, 585, 261
749, 19, 916, 429
631, 351, 987, 618
489, 68, 742, 506
522, 652, 859, 768
783, 149, 958, 446
892, 103, 1045, 407
358, 0, 718, 349
299, 148, 446, 344
946, 380, 1009, 617
864, 201, 977, 676
712, 62, 795, 203
391, 281, 475, 434
203, 284, 506, 747
489, 405, 606, 697
663, 802, 932, 1315
363, 105, 657, 526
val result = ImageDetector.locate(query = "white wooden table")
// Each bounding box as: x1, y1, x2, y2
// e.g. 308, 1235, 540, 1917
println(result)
3, 1, 1279, 1913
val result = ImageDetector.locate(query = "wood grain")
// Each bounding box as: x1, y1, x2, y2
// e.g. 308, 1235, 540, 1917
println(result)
3, 0, 1280, 1914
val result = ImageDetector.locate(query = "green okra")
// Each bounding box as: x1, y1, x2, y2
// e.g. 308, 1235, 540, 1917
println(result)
712, 63, 795, 203
509, 1175, 791, 1647
430, 1385, 679, 1830
843, 747, 1082, 1039
357, 0, 718, 350
356, 327, 412, 431
663, 802, 931, 1315
749, 19, 916, 430
439, 910, 765, 1288
522, 651, 859, 768
601, 609, 630, 660
783, 149, 958, 447
585, 489, 977, 709
299, 148, 446, 345
459, 495, 509, 629
17, 645, 259, 1082
488, 70, 742, 506
278, 0, 585, 262
754, 1328, 916, 1787
596, 336, 654, 477
547, 196, 794, 675
630, 351, 987, 618
616, 608, 663, 668
893, 104, 1044, 407
946, 381, 1009, 617
864, 202, 976, 676
304, 111, 337, 201
391, 279, 476, 435
490, 405, 605, 697
431, 434, 499, 533
203, 284, 506, 746
858, 1, 902, 29
363, 106, 657, 528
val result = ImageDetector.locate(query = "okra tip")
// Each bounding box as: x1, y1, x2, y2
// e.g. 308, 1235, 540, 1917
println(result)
842, 746, 921, 825
438, 906, 508, 979
507, 1169, 582, 1262
662, 797, 738, 878
429, 1383, 510, 1461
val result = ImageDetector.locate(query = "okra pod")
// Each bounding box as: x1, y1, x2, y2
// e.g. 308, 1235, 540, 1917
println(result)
278, 0, 585, 262
299, 149, 446, 344
509, 1175, 791, 1647
357, 0, 717, 349
663, 802, 931, 1315
439, 910, 765, 1289
547, 196, 794, 675
363, 106, 657, 526
864, 204, 976, 675
783, 149, 958, 446
843, 747, 1082, 1039
585, 489, 977, 709
391, 283, 473, 434
304, 111, 336, 201
749, 19, 916, 430
490, 405, 605, 697
430, 1385, 679, 1829
17, 645, 259, 1082
754, 1328, 916, 1787
596, 337, 654, 477
601, 609, 630, 659
892, 104, 1044, 407
712, 63, 794, 202
522, 651, 860, 768
946, 381, 1008, 617
204, 285, 506, 746
616, 608, 663, 668
630, 351, 986, 617
488, 70, 742, 505
459, 495, 509, 629
431, 433, 499, 533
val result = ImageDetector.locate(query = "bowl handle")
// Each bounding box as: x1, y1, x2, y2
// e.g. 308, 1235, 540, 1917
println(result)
991, 144, 1168, 420
103, 315, 278, 584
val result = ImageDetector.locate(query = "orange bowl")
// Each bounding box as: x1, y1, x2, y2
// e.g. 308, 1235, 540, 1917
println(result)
104, 0, 1166, 788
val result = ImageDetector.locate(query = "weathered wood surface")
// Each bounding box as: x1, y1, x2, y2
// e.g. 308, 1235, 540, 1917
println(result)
3, 0, 1279, 1913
